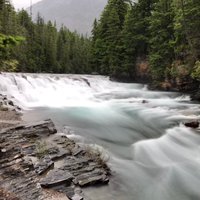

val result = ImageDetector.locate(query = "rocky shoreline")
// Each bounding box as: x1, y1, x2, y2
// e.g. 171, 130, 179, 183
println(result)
0, 97, 110, 200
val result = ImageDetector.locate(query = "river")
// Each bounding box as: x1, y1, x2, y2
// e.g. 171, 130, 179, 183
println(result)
0, 73, 200, 200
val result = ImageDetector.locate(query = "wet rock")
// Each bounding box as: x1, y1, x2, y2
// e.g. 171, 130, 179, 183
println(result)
15, 106, 21, 111
74, 169, 109, 187
142, 100, 148, 104
184, 121, 199, 129
82, 78, 90, 87
8, 100, 14, 106
34, 156, 54, 175
40, 169, 74, 188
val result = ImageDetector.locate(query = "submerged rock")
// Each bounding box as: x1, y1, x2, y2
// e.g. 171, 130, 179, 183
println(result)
184, 121, 199, 129
142, 100, 148, 104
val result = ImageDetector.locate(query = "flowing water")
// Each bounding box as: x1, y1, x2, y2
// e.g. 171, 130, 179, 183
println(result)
0, 73, 200, 200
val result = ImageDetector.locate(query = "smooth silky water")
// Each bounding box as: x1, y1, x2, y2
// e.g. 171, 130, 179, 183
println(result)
1, 73, 200, 200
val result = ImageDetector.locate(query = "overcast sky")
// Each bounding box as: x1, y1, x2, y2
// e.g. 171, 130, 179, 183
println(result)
11, 0, 42, 9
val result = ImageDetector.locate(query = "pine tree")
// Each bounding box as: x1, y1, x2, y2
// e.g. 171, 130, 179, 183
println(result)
91, 0, 129, 76
149, 0, 175, 81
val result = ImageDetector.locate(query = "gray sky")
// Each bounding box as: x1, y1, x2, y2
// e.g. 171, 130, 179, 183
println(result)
11, 0, 42, 9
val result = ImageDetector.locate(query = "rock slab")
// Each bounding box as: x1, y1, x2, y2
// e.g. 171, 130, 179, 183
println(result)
40, 169, 74, 188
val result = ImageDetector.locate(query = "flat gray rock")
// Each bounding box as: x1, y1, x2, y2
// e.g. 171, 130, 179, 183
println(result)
75, 169, 109, 187
34, 156, 54, 175
40, 169, 73, 188
0, 119, 57, 138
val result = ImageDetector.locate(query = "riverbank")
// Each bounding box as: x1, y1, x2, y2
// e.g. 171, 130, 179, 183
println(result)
0, 96, 110, 200
110, 74, 200, 102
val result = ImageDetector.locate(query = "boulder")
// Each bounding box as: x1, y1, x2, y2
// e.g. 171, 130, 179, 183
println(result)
184, 121, 199, 129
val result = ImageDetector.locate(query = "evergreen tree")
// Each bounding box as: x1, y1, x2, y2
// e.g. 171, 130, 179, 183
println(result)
148, 0, 175, 81
122, 0, 155, 80
91, 0, 129, 75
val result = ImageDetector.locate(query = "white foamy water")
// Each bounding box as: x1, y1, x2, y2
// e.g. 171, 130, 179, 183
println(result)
0, 73, 200, 200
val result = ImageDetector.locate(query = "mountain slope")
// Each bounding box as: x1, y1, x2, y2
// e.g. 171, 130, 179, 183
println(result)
31, 0, 107, 34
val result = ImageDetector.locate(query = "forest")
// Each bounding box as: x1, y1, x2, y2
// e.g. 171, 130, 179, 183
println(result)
1, 0, 200, 91
0, 0, 92, 74
91, 0, 200, 91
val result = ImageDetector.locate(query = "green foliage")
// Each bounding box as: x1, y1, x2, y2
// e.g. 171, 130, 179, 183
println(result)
0, 1, 92, 73
0, 59, 18, 72
122, 0, 155, 79
91, 0, 129, 75
148, 0, 175, 80
0, 33, 24, 71
191, 61, 200, 81
91, 0, 200, 84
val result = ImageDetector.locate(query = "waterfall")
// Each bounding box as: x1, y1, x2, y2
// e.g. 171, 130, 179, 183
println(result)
0, 73, 191, 109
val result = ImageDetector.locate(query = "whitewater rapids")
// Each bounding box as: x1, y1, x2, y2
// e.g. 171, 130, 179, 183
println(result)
0, 73, 200, 200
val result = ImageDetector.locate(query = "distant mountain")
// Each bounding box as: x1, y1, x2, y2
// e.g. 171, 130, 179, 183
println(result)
30, 0, 107, 35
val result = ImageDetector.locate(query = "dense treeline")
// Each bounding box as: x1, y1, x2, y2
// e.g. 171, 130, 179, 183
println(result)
1, 0, 200, 92
0, 0, 92, 73
91, 0, 200, 89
